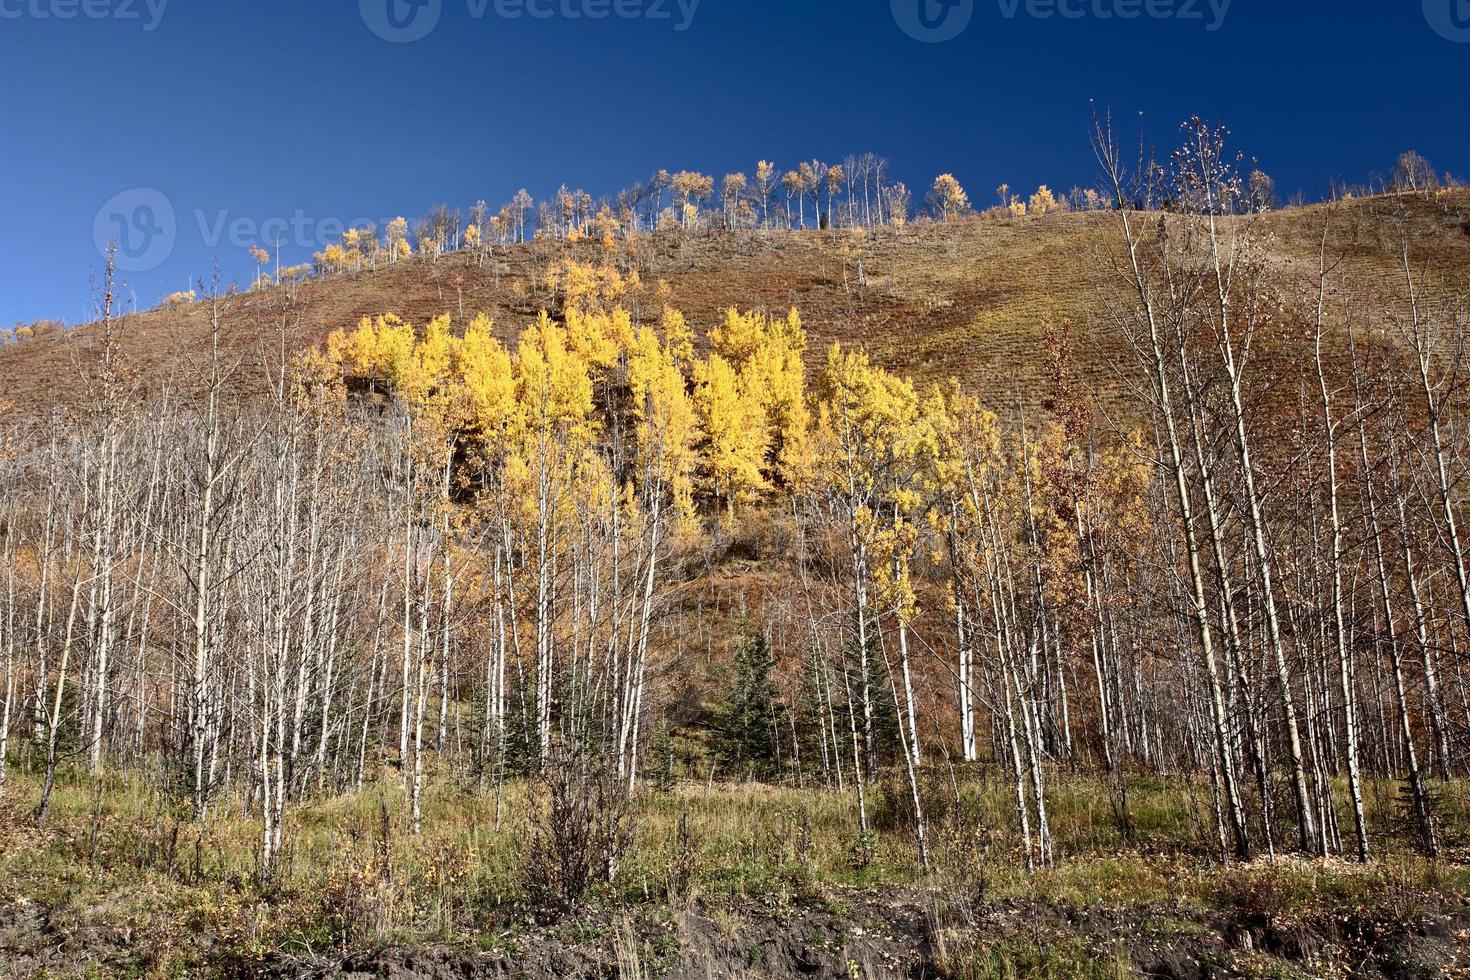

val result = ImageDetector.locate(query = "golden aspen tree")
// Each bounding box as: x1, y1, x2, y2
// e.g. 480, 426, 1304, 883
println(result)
511, 312, 598, 761
564, 309, 613, 373
563, 259, 629, 316
337, 314, 412, 390
659, 306, 694, 369
411, 314, 459, 400
457, 314, 516, 435
249, 247, 270, 289
1029, 184, 1059, 214
516, 313, 596, 436
809, 342, 933, 859
825, 165, 846, 227
708, 306, 763, 362
313, 244, 348, 276
693, 352, 768, 514
721, 173, 748, 229
591, 206, 621, 250
750, 309, 811, 485
627, 325, 699, 527
754, 160, 777, 227
386, 217, 410, 261
708, 307, 810, 487
930, 174, 970, 222
342, 228, 363, 271
671, 171, 714, 230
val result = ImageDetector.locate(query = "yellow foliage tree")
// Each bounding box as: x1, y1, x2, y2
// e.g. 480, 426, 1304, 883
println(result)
694, 353, 768, 515
930, 174, 970, 222
710, 307, 810, 487
515, 312, 596, 448
457, 314, 516, 437
671, 171, 715, 229
627, 325, 699, 527
660, 306, 694, 369
1028, 185, 1059, 215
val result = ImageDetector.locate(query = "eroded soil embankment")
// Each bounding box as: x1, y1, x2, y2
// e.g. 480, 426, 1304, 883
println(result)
25, 886, 1452, 979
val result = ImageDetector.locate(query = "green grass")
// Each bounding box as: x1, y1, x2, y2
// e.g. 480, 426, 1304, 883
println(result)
934, 935, 1135, 980
1, 760, 1467, 976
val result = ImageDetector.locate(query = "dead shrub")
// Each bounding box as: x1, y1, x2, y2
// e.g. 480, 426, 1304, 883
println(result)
521, 741, 637, 911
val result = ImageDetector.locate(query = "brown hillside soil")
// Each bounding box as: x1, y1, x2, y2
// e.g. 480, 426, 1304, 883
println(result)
5, 192, 1466, 420
3, 881, 1467, 978
261, 890, 1470, 979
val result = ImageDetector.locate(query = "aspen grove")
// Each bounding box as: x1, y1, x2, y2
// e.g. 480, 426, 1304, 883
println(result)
3, 122, 1470, 896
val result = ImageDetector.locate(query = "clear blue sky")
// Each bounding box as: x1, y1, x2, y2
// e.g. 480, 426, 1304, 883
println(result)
2, 0, 1467, 325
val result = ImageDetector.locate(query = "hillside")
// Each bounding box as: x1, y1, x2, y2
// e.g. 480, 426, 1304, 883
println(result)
4, 190, 1470, 979
6, 191, 1468, 418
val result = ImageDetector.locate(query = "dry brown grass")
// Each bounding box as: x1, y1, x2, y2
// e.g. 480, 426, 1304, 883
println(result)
3, 191, 1467, 419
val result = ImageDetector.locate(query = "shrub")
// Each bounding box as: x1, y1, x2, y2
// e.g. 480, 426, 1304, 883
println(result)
521, 741, 636, 911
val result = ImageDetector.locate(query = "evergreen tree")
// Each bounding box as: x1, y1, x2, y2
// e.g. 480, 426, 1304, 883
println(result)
719, 630, 780, 780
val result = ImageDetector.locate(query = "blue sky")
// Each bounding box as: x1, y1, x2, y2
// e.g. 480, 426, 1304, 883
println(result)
2, 0, 1467, 325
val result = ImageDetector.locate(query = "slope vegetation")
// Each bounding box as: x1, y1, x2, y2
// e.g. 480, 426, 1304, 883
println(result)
5, 191, 1466, 418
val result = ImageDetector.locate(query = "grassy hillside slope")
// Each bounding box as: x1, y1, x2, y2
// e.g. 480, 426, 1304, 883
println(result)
5, 192, 1467, 419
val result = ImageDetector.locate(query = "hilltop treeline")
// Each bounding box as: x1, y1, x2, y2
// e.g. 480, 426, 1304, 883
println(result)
0, 144, 1455, 346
